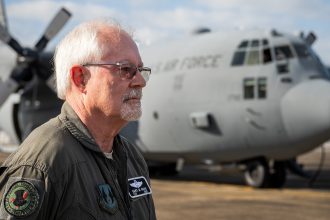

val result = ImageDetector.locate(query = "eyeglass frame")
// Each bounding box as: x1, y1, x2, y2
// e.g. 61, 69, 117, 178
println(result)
82, 62, 151, 82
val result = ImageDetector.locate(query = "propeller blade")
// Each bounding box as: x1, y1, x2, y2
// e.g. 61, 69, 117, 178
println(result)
0, 23, 9, 43
0, 24, 24, 55
0, 0, 8, 30
35, 7, 71, 51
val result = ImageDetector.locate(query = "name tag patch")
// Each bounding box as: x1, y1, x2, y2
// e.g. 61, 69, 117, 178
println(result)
128, 176, 152, 199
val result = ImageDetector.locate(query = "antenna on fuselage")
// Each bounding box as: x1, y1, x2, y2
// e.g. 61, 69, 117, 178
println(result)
305, 32, 317, 46
299, 31, 317, 46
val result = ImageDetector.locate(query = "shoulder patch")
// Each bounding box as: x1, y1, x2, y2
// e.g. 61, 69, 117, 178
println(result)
4, 180, 40, 217
0, 177, 45, 219
128, 176, 152, 199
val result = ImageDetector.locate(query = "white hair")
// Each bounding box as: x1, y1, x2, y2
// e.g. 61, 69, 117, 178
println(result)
54, 19, 130, 100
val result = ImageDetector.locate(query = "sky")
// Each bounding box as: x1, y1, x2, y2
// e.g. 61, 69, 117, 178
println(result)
1, 0, 330, 65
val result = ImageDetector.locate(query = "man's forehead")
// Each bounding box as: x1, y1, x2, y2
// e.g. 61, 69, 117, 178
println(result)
101, 27, 132, 44
99, 29, 142, 65
103, 48, 142, 66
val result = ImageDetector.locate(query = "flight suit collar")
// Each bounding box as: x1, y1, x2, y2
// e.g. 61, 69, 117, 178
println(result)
59, 102, 129, 159
59, 101, 102, 153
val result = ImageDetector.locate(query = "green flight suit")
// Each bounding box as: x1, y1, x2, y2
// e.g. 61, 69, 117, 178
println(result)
0, 102, 156, 220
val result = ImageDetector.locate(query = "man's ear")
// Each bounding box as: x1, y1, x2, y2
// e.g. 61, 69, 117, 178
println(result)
70, 65, 87, 93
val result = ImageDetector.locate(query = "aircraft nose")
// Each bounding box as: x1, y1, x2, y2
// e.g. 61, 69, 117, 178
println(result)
281, 79, 330, 148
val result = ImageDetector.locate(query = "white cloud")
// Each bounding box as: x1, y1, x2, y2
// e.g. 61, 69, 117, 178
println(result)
133, 0, 330, 64
2, 0, 329, 65
6, 0, 123, 46
8, 0, 60, 21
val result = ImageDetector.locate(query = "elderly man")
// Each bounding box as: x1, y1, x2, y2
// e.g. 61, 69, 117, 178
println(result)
0, 20, 156, 219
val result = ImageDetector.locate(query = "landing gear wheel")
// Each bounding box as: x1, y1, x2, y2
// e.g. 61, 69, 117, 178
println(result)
244, 159, 270, 188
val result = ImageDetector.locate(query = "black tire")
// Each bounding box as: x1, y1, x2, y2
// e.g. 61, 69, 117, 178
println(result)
244, 159, 270, 188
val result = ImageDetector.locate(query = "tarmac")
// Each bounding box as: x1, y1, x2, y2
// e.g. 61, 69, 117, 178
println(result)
1, 144, 330, 220
151, 145, 330, 220
151, 179, 330, 220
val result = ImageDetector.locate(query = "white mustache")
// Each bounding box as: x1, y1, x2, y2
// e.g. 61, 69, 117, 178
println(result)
123, 89, 142, 101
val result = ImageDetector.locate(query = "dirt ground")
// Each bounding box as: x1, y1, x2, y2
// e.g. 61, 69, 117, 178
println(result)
151, 179, 330, 220
151, 145, 330, 220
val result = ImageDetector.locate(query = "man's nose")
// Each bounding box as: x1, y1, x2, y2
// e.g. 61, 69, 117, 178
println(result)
131, 71, 147, 88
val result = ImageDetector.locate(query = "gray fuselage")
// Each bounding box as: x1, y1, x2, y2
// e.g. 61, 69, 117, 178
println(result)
122, 29, 330, 164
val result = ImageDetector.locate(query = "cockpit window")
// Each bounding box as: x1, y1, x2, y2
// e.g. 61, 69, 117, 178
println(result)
251, 40, 259, 47
293, 44, 309, 58
238, 40, 249, 48
263, 48, 272, 63
262, 39, 269, 46
231, 51, 246, 66
274, 45, 293, 60
232, 39, 273, 66
246, 50, 260, 65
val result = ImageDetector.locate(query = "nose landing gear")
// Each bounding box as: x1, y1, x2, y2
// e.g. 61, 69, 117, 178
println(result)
244, 158, 287, 188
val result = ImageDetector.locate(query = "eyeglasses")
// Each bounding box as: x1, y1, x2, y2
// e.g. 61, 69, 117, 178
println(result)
82, 62, 151, 82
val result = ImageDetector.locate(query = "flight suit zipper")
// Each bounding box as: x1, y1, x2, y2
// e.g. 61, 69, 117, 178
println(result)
104, 157, 132, 220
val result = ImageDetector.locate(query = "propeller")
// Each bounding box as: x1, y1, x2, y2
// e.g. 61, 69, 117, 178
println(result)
0, 0, 7, 30
0, 0, 24, 56
0, 1, 71, 84
0, 1, 71, 141
35, 7, 71, 51
0, 24, 24, 56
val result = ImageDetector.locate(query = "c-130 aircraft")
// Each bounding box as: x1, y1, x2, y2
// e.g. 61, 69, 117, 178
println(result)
0, 1, 329, 188
122, 28, 330, 188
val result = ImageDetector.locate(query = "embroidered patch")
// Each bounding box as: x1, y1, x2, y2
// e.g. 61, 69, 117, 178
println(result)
97, 184, 118, 214
4, 180, 40, 217
128, 176, 152, 199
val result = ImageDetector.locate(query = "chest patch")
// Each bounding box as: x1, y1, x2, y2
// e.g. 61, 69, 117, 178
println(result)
128, 176, 152, 199
97, 184, 118, 214
4, 180, 40, 217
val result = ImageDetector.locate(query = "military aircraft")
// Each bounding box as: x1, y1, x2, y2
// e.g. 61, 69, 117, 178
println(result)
1, 1, 329, 188
121, 28, 330, 188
